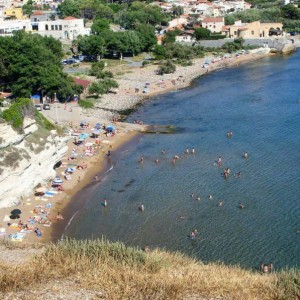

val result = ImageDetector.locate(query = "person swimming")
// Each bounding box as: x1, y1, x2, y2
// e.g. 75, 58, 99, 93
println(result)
102, 199, 108, 207
239, 203, 244, 209
218, 201, 224, 207
235, 171, 241, 178
161, 149, 166, 154
217, 156, 222, 165
191, 148, 195, 154
243, 152, 248, 159
154, 159, 160, 164
208, 194, 213, 200
185, 148, 190, 154
139, 156, 144, 164
139, 204, 145, 212
196, 196, 201, 201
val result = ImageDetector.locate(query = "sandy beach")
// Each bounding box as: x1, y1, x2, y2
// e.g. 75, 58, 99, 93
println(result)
0, 47, 273, 247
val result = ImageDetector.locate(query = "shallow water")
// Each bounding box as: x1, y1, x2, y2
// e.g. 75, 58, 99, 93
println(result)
65, 52, 300, 269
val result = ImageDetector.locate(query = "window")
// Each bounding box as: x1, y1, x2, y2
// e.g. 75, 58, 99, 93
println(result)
34, 18, 37, 22
45, 24, 48, 30
213, 25, 216, 28
51, 25, 54, 30
234, 31, 237, 35
59, 25, 62, 30
251, 30, 254, 35
55, 25, 58, 30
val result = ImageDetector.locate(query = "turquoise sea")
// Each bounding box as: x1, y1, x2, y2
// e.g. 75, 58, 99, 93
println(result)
63, 52, 300, 269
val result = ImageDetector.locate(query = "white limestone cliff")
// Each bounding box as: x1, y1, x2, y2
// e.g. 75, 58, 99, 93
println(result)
0, 118, 69, 208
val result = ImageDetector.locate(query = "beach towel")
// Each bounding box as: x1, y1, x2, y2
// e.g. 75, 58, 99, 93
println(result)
3, 215, 10, 222
0, 228, 6, 236
9, 232, 25, 242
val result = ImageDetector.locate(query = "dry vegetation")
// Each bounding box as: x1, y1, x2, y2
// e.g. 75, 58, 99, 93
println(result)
0, 238, 299, 299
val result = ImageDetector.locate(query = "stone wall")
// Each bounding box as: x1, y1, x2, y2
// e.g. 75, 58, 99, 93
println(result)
179, 37, 296, 53
0, 118, 69, 208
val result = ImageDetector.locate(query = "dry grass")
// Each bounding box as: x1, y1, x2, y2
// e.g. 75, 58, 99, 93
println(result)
0, 238, 299, 299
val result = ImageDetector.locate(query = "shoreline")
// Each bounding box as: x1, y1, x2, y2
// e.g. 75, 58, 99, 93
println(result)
0, 47, 276, 246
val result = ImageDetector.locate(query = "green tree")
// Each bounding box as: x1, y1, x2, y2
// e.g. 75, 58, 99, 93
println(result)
281, 4, 300, 20
0, 32, 79, 100
153, 44, 166, 60
57, 0, 82, 18
91, 18, 110, 35
77, 35, 106, 57
163, 29, 181, 44
88, 78, 118, 97
157, 60, 176, 75
225, 15, 235, 26
135, 24, 157, 51
22, 0, 34, 16
193, 27, 211, 40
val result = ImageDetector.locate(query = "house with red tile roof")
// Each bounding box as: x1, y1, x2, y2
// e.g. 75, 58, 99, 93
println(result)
73, 78, 91, 94
202, 17, 224, 33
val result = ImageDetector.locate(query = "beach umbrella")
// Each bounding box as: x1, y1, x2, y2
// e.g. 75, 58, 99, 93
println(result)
106, 125, 115, 132
10, 209, 22, 215
95, 123, 101, 129
65, 167, 75, 173
10, 214, 20, 219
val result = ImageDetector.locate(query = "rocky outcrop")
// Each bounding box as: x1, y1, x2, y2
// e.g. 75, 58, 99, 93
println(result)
0, 118, 69, 208
272, 38, 296, 54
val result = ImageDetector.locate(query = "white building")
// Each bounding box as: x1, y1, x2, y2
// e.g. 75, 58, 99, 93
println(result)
0, 16, 90, 39
202, 17, 224, 33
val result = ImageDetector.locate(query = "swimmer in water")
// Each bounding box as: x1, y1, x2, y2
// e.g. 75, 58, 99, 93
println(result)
217, 156, 222, 165
155, 159, 160, 164
243, 152, 248, 159
191, 148, 195, 154
185, 148, 190, 154
161, 149, 166, 154
196, 196, 201, 201
103, 199, 108, 207
139, 204, 145, 212
235, 171, 241, 178
179, 215, 186, 219
139, 156, 144, 164
218, 201, 224, 207
239, 203, 244, 209
208, 194, 213, 200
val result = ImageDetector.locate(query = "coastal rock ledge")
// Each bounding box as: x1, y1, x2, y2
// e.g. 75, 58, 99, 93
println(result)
0, 118, 68, 208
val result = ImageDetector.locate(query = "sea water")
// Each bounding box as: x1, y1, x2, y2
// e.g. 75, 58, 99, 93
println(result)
65, 52, 300, 269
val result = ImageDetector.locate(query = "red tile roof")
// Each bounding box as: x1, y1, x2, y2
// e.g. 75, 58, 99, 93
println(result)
73, 78, 91, 88
64, 16, 77, 20
202, 17, 224, 23
32, 11, 44, 16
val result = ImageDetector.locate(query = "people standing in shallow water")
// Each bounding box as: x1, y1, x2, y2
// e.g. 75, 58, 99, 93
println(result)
217, 156, 222, 166
185, 148, 190, 154
102, 199, 108, 207
243, 152, 248, 159
191, 148, 195, 154
139, 156, 144, 164
139, 204, 145, 212
227, 131, 233, 138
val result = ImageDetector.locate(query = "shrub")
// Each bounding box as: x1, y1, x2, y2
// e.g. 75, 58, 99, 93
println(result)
157, 60, 176, 75
2, 98, 35, 130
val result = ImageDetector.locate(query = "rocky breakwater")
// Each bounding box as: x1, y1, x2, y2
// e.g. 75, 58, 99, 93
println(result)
0, 117, 68, 208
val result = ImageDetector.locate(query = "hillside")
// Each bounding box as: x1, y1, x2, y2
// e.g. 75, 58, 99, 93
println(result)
0, 239, 299, 299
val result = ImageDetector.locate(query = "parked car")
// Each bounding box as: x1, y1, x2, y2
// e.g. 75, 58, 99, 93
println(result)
289, 32, 298, 36
35, 104, 42, 111
43, 103, 51, 110
61, 58, 80, 65
73, 55, 86, 62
